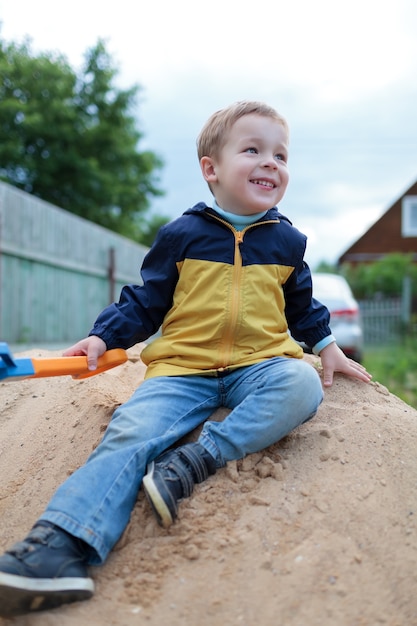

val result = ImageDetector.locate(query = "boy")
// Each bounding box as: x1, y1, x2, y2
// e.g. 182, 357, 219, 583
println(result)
0, 101, 371, 617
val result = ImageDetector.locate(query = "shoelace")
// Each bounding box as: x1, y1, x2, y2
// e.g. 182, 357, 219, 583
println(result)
6, 526, 53, 559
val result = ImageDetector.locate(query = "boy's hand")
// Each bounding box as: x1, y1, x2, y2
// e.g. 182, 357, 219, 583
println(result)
63, 336, 107, 371
319, 341, 372, 388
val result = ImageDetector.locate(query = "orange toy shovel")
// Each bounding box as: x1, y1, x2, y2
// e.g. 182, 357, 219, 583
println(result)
0, 342, 128, 382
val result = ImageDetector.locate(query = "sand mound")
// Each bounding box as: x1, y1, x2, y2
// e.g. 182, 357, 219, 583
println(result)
0, 347, 416, 625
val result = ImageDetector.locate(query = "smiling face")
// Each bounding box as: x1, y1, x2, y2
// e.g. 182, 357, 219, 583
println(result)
200, 113, 289, 216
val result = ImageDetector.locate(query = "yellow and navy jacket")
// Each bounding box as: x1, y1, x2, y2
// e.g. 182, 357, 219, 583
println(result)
90, 203, 331, 379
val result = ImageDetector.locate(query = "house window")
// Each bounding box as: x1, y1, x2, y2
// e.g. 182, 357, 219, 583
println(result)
402, 196, 417, 237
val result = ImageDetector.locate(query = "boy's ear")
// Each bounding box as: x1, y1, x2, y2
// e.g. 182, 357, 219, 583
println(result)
200, 156, 217, 183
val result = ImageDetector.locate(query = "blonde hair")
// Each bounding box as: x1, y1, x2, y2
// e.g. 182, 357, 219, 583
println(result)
197, 100, 289, 160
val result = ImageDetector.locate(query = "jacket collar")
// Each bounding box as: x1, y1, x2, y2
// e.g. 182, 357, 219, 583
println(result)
184, 202, 293, 225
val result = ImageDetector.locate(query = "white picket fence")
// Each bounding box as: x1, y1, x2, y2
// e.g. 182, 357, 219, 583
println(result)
359, 298, 405, 344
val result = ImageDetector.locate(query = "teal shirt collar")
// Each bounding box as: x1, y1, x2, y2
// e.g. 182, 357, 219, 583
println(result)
212, 201, 268, 231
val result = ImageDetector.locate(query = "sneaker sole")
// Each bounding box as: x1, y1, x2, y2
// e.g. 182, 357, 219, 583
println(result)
0, 571, 94, 617
142, 462, 174, 529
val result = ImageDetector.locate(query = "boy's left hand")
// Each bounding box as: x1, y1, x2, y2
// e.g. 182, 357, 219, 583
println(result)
319, 341, 372, 387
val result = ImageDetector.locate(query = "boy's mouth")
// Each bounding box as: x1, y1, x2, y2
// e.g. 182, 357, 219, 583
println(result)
250, 179, 276, 188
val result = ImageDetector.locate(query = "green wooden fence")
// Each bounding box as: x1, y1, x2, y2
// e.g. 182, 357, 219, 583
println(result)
0, 182, 149, 344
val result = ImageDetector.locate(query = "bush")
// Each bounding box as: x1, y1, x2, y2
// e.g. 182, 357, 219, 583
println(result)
341, 253, 417, 300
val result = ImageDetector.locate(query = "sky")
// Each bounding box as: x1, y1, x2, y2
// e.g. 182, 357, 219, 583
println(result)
1, 0, 417, 268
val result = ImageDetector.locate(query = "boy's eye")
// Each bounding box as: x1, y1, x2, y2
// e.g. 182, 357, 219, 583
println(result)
245, 147, 258, 154
275, 153, 286, 162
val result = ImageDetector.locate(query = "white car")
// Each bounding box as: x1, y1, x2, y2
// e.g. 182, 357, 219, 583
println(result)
307, 273, 364, 363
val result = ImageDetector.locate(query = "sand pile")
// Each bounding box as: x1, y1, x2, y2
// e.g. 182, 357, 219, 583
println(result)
0, 347, 416, 626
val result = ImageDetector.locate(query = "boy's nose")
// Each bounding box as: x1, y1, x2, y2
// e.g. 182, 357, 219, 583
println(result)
262, 156, 278, 169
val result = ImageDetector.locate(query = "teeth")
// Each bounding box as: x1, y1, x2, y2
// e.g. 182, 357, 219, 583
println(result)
252, 180, 274, 188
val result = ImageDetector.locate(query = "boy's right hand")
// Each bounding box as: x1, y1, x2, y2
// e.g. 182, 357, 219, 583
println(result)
62, 335, 107, 371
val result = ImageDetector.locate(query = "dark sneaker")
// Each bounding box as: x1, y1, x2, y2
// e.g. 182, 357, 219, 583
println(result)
0, 522, 94, 617
143, 442, 217, 528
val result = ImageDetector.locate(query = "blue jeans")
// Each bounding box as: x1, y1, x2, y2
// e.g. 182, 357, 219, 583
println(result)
40, 357, 323, 564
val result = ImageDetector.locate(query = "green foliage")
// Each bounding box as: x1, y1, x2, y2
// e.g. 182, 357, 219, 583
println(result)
136, 214, 171, 247
340, 253, 417, 299
0, 37, 164, 239
364, 338, 417, 408
313, 260, 338, 273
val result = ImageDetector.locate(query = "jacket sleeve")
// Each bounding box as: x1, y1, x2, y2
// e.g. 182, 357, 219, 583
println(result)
88, 225, 179, 349
283, 260, 332, 348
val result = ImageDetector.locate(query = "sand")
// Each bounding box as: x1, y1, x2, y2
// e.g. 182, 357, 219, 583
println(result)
0, 346, 416, 626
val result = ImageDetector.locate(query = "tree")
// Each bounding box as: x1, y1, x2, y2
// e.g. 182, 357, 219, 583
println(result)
136, 214, 171, 248
0, 37, 164, 239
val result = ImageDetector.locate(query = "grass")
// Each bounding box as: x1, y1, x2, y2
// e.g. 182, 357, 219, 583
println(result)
363, 337, 417, 408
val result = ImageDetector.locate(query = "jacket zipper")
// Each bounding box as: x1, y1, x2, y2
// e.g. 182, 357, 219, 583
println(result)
208, 213, 279, 370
